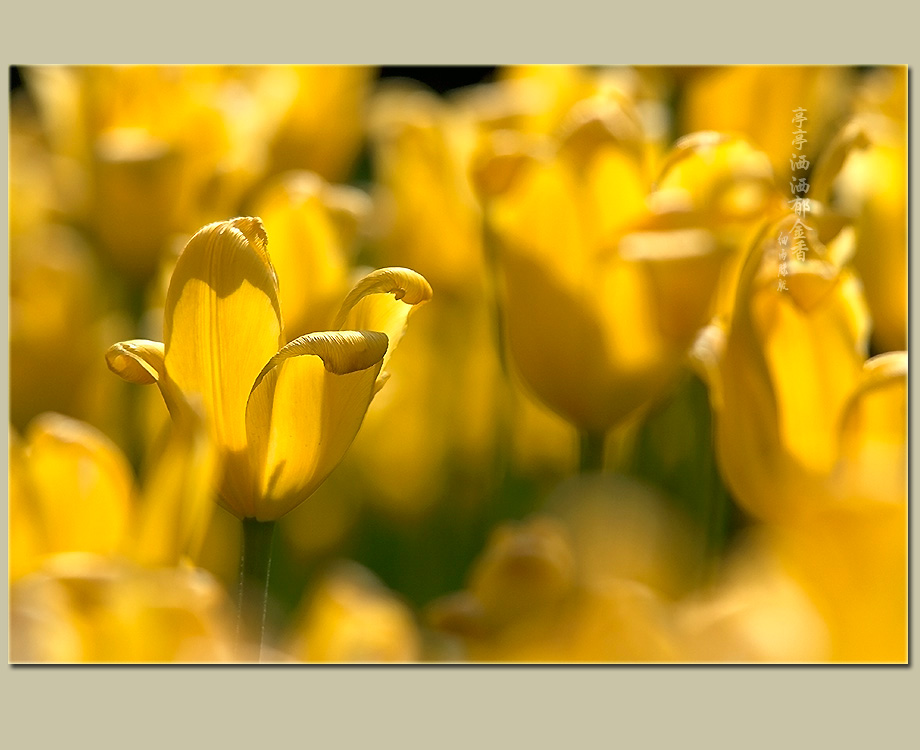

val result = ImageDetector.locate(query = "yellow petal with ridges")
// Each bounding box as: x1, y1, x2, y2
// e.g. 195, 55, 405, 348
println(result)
333, 268, 432, 387
245, 331, 388, 520
104, 339, 185, 419
163, 217, 284, 513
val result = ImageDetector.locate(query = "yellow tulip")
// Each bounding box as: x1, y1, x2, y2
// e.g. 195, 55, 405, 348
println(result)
249, 170, 368, 340
10, 106, 135, 440
356, 81, 576, 513
10, 554, 235, 663
464, 65, 668, 147
367, 82, 486, 292
427, 516, 678, 662
9, 413, 134, 578
24, 65, 268, 280
769, 351, 907, 662
477, 102, 728, 440
8, 407, 232, 662
106, 217, 431, 521
696, 210, 906, 661
679, 65, 855, 183
652, 131, 786, 317
810, 113, 907, 352
262, 65, 374, 183
10, 406, 219, 579
283, 562, 421, 663
698, 209, 900, 522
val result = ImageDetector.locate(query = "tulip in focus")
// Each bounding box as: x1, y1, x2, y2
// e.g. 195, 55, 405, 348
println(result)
106, 216, 431, 522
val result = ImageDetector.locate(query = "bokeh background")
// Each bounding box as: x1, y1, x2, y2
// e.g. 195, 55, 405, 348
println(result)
8, 64, 908, 663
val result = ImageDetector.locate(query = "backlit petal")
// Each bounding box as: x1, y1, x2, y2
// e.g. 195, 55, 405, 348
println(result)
134, 403, 221, 567
163, 217, 284, 510
332, 267, 432, 388
245, 330, 388, 520
104, 339, 184, 419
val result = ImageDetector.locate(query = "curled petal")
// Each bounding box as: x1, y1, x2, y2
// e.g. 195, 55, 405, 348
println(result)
332, 267, 432, 387
105, 339, 165, 385
105, 339, 184, 419
244, 331, 388, 520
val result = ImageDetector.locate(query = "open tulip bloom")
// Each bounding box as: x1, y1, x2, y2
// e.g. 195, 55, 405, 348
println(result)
107, 217, 431, 522
105, 217, 431, 653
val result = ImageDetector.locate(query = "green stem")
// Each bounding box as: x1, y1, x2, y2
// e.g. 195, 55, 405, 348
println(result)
237, 518, 276, 661
698, 407, 730, 587
578, 430, 607, 474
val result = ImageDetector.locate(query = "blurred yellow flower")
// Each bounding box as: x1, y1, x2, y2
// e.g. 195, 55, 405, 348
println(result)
674, 531, 831, 663
476, 101, 728, 437
106, 217, 431, 521
810, 113, 907, 352
368, 82, 486, 292
9, 408, 230, 662
283, 562, 421, 663
10, 407, 218, 580
249, 170, 369, 340
679, 65, 854, 183
11, 554, 235, 663
9, 134, 133, 439
695, 210, 907, 661
652, 131, 786, 317
428, 516, 677, 662
9, 414, 133, 579
26, 65, 266, 281
262, 65, 373, 183
698, 210, 900, 521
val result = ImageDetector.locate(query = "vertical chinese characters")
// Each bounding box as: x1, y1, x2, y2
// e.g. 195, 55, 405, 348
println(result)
778, 108, 811, 290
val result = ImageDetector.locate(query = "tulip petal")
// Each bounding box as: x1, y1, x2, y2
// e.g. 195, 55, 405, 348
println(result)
135, 403, 220, 567
332, 268, 432, 387
163, 217, 284, 511
832, 351, 907, 506
245, 330, 388, 520
23, 413, 135, 558
105, 339, 185, 419
250, 172, 365, 339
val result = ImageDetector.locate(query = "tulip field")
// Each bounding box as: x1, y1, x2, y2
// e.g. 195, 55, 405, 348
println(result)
8, 65, 908, 663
